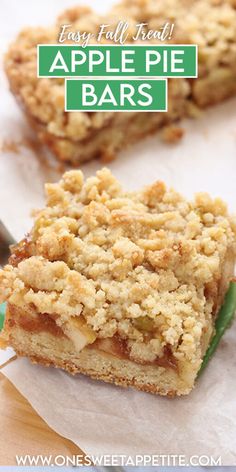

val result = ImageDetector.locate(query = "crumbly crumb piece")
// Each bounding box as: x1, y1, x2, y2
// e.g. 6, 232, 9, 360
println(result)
161, 125, 185, 144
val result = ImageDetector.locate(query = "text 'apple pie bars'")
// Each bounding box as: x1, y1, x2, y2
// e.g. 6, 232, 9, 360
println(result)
0, 168, 236, 395
5, 0, 236, 164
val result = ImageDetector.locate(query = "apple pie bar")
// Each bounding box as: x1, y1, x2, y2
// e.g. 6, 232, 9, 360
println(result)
4, 0, 236, 164
0, 168, 236, 396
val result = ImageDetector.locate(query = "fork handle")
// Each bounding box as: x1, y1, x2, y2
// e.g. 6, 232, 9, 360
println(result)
0, 303, 6, 331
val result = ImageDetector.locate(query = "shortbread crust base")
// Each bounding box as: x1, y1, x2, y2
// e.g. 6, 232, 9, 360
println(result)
22, 91, 186, 164
5, 325, 201, 396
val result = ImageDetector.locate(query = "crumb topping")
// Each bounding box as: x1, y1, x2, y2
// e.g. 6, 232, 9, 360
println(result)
1, 168, 236, 364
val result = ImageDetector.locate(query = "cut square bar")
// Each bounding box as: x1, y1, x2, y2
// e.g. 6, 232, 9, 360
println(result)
5, 0, 236, 164
0, 168, 235, 395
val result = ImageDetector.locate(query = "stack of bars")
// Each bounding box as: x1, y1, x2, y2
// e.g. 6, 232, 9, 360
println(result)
0, 169, 236, 395
4, 0, 236, 164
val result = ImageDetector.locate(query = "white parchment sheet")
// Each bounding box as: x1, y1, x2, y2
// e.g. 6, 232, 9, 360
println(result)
0, 0, 236, 465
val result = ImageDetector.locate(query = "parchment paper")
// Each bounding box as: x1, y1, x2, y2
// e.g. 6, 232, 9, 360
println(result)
1, 0, 236, 465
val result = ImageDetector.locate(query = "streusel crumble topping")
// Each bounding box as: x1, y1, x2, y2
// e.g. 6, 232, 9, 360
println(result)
1, 168, 235, 364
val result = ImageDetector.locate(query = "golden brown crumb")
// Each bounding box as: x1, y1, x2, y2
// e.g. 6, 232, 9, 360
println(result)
0, 139, 21, 154
161, 125, 185, 143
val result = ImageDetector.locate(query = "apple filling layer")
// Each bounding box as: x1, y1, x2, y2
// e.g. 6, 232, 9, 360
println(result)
7, 304, 177, 370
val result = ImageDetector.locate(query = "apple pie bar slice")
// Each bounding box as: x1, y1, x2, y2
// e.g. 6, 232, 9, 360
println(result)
0, 168, 236, 396
5, 0, 236, 164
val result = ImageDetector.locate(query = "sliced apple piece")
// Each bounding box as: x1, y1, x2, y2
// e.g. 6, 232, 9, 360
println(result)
63, 316, 96, 353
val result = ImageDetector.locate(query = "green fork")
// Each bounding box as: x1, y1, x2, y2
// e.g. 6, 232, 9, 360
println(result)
0, 220, 16, 331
